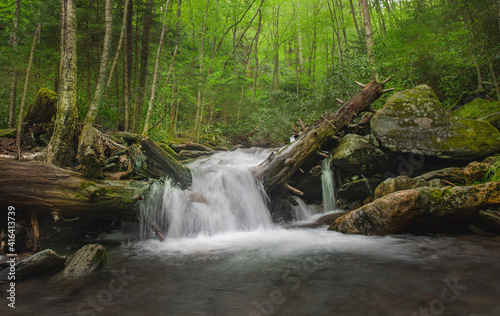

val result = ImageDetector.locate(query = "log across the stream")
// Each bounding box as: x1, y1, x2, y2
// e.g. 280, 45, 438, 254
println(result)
254, 78, 392, 194
0, 158, 148, 221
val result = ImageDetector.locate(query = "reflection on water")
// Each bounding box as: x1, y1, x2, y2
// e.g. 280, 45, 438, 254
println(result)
2, 228, 500, 316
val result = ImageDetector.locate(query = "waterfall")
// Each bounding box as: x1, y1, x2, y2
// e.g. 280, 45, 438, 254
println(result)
138, 149, 273, 239
321, 158, 337, 211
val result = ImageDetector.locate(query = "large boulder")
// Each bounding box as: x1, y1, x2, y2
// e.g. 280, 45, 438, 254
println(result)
329, 181, 500, 235
0, 249, 65, 283
61, 244, 107, 278
371, 85, 500, 160
331, 134, 395, 176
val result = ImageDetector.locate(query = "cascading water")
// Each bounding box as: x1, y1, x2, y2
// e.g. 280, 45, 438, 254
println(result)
138, 148, 273, 239
321, 157, 337, 211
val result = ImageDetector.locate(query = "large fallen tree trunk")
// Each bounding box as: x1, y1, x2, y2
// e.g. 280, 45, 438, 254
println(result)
254, 78, 393, 194
0, 158, 148, 222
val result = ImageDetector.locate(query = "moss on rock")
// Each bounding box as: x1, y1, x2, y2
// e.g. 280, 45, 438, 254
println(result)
452, 98, 500, 131
372, 85, 500, 160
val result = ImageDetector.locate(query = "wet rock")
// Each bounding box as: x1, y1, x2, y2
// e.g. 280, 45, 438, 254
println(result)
337, 176, 384, 201
315, 211, 348, 226
371, 85, 500, 160
290, 164, 322, 203
178, 150, 213, 160
477, 209, 500, 234
374, 160, 496, 199
374, 176, 442, 199
0, 249, 65, 283
331, 134, 395, 176
170, 142, 215, 153
329, 181, 500, 235
61, 244, 107, 278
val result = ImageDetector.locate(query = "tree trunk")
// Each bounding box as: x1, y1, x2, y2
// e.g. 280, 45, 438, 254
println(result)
142, 0, 171, 136
349, 0, 363, 41
361, 0, 377, 79
106, 0, 130, 91
8, 0, 21, 129
254, 79, 391, 194
16, 25, 41, 157
273, 5, 280, 94
78, 0, 113, 176
123, 0, 133, 131
84, 0, 113, 124
46, 0, 79, 166
0, 158, 147, 222
193, 0, 210, 141
132, 0, 153, 132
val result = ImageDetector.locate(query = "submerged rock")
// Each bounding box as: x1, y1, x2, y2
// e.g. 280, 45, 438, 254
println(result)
62, 244, 107, 278
371, 85, 500, 160
331, 134, 395, 176
329, 181, 500, 235
0, 249, 65, 283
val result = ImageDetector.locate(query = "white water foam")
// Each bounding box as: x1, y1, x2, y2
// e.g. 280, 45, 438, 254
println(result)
138, 148, 274, 239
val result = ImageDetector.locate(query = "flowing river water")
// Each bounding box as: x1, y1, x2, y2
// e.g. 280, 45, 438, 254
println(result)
2, 149, 500, 315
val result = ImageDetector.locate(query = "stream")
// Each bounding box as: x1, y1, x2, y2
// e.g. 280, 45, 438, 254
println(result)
2, 149, 500, 315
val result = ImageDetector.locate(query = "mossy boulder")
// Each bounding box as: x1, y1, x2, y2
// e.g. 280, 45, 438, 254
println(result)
452, 98, 500, 131
329, 180, 500, 235
371, 85, 500, 160
331, 134, 395, 176
61, 244, 107, 278
24, 88, 58, 123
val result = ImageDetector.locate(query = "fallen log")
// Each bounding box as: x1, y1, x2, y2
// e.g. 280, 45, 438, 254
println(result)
0, 158, 149, 222
254, 78, 391, 194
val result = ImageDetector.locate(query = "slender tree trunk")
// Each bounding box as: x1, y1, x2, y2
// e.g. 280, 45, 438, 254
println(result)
85, 20, 92, 107
194, 0, 210, 141
374, 0, 386, 35
142, 0, 171, 136
133, 0, 153, 132
349, 0, 363, 41
84, 0, 113, 124
16, 25, 41, 158
8, 0, 21, 129
273, 5, 280, 93
296, 3, 304, 69
252, 5, 261, 104
361, 0, 377, 79
123, 0, 133, 131
106, 0, 130, 90
46, 0, 79, 166
470, 51, 483, 91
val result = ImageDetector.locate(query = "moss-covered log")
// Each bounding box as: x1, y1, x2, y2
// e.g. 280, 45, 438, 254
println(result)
0, 158, 148, 222
255, 79, 391, 194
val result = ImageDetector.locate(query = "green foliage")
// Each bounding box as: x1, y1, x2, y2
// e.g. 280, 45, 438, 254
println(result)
484, 156, 500, 183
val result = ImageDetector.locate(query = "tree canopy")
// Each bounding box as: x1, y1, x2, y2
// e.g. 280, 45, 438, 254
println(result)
1, 0, 499, 146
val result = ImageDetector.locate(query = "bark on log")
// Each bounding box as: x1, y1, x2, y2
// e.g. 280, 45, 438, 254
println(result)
255, 79, 388, 194
135, 136, 192, 188
0, 158, 148, 222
